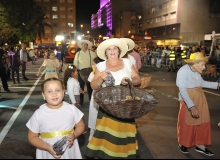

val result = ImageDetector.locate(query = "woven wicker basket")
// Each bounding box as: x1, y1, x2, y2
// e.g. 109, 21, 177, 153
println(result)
94, 79, 159, 119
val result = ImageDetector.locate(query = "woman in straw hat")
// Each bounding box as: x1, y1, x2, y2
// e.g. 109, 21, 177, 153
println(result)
176, 52, 220, 156
84, 38, 141, 159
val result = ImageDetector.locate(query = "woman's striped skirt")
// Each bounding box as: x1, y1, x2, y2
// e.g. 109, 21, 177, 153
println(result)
84, 108, 138, 159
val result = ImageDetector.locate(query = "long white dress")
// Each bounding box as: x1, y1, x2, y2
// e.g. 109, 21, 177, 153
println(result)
87, 72, 100, 141
26, 101, 84, 159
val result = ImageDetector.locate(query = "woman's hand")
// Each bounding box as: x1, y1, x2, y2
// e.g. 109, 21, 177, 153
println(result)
99, 71, 109, 81
190, 107, 200, 119
121, 77, 129, 85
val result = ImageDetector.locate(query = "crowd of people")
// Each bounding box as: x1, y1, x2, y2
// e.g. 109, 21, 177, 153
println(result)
1, 38, 220, 158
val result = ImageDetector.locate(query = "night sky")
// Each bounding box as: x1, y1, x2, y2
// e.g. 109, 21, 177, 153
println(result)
76, 0, 100, 26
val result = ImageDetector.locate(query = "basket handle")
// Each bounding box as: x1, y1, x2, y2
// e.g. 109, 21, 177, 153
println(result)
125, 79, 135, 100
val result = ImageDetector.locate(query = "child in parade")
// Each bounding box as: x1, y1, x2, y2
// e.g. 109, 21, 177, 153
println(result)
37, 51, 62, 80
63, 64, 84, 109
26, 78, 85, 159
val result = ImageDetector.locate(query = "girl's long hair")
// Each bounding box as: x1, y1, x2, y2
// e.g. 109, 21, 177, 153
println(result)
63, 64, 77, 90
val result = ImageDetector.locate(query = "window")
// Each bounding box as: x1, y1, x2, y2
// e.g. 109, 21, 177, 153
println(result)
60, 15, 65, 18
131, 15, 136, 20
131, 23, 135, 27
68, 23, 73, 27
68, 15, 73, 19
156, 17, 161, 22
53, 23, 58, 27
60, 7, 65, 11
146, 20, 150, 25
68, 7, 73, 11
68, 0, 73, 3
60, 0, 65, 3
44, 14, 50, 19
151, 7, 156, 13
44, 7, 48, 10
45, 30, 51, 33
138, 15, 142, 20
139, 23, 142, 27
61, 23, 65, 27
170, 12, 176, 19
159, 5, 162, 10
52, 7, 57, 11
52, 15, 58, 19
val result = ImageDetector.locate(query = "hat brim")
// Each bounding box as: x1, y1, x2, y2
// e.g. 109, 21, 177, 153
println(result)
184, 56, 209, 63
120, 38, 135, 51
97, 38, 128, 60
77, 40, 92, 49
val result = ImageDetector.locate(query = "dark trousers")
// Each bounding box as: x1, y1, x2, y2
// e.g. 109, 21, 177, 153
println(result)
21, 62, 27, 79
78, 73, 92, 106
0, 67, 9, 90
10, 66, 20, 82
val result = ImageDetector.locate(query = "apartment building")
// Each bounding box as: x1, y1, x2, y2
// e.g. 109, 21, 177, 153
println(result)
34, 0, 76, 44
142, 0, 220, 47
91, 0, 142, 38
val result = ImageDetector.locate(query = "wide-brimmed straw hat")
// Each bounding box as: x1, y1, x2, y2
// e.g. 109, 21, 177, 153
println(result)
184, 52, 209, 63
97, 38, 128, 60
77, 40, 92, 49
120, 38, 135, 51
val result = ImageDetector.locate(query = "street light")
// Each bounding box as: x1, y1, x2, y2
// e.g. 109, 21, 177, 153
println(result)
80, 24, 83, 34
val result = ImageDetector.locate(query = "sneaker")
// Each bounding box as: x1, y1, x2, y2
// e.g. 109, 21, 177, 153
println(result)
4, 89, 11, 92
195, 147, 214, 156
178, 144, 189, 154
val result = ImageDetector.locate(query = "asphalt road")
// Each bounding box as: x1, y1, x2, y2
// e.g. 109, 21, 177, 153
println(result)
0, 57, 220, 159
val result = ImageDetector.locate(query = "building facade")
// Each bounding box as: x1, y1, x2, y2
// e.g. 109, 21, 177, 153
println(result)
34, 0, 76, 44
142, 0, 220, 47
91, 0, 143, 38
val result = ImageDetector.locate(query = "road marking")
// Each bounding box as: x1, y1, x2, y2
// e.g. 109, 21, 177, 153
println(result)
0, 72, 44, 145
203, 90, 220, 97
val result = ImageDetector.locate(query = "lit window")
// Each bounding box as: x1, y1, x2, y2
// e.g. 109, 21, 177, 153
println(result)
68, 23, 73, 27
53, 15, 58, 19
152, 7, 156, 13
156, 17, 161, 22
170, 12, 176, 19
45, 30, 50, 33
68, 0, 73, 3
52, 7, 57, 11
138, 15, 142, 20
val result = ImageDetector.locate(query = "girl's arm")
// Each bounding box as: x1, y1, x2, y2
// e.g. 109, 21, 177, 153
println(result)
27, 130, 61, 158
37, 66, 45, 77
66, 119, 85, 148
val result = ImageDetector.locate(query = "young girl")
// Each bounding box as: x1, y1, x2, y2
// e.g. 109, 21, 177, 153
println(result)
88, 57, 103, 141
37, 51, 61, 80
26, 78, 85, 159
63, 64, 84, 109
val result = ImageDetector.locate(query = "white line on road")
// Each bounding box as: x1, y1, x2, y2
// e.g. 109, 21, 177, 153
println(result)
0, 73, 44, 145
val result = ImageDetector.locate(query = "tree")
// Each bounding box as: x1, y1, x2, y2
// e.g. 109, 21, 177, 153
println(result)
0, 0, 51, 45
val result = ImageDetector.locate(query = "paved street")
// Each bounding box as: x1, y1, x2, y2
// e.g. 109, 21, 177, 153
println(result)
0, 57, 220, 159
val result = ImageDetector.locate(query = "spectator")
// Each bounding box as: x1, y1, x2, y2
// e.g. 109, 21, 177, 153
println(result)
8, 46, 20, 84
20, 43, 29, 81
29, 49, 36, 65
0, 42, 10, 92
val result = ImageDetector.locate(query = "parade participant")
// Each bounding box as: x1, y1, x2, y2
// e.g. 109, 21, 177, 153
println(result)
120, 38, 142, 71
87, 57, 103, 141
73, 40, 96, 106
37, 50, 61, 80
20, 43, 29, 81
176, 52, 219, 156
84, 38, 141, 159
0, 42, 10, 92
26, 78, 85, 159
8, 46, 20, 84
63, 64, 84, 109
